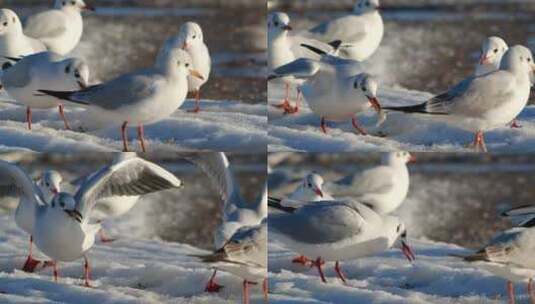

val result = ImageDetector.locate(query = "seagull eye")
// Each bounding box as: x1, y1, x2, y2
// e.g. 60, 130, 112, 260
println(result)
2, 22, 7, 26
46, 182, 50, 187
60, 202, 65, 207
63, 1, 66, 5
307, 183, 312, 187
192, 35, 196, 39
274, 21, 279, 27
493, 49, 498, 53
71, 1, 76, 5
362, 87, 367, 92
65, 66, 71, 73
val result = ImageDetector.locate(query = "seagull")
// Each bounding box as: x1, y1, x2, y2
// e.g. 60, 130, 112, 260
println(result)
1, 52, 90, 130
268, 196, 415, 284
193, 219, 267, 304
38, 48, 204, 152
0, 168, 63, 273
270, 51, 382, 134
280, 172, 333, 208
301, 0, 384, 61
0, 155, 183, 286
184, 152, 266, 293
268, 12, 340, 114
324, 151, 414, 215
383, 45, 535, 152
157, 22, 211, 113
0, 9, 46, 69
460, 227, 535, 304
24, 0, 95, 55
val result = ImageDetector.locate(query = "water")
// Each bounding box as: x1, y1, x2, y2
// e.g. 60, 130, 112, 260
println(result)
10, 2, 266, 104
268, 153, 535, 249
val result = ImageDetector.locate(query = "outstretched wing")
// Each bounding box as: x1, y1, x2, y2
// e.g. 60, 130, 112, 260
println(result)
0, 160, 46, 205
73, 156, 182, 219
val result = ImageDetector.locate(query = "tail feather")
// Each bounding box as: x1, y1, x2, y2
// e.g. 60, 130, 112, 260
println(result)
38, 90, 89, 105
268, 197, 296, 213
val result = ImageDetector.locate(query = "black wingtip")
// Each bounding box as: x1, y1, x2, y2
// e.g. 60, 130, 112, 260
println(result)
268, 74, 279, 81
268, 197, 296, 213
300, 43, 327, 56
4, 56, 21, 62
2, 62, 13, 71
38, 90, 88, 105
328, 40, 342, 50
383, 102, 429, 114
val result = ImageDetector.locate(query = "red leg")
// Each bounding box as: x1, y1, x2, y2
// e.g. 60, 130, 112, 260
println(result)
475, 131, 487, 152
352, 117, 368, 135
320, 117, 328, 134
121, 121, 129, 152
83, 256, 92, 287
22, 236, 41, 273
507, 281, 515, 304
291, 255, 310, 265
26, 107, 32, 130
188, 90, 201, 113
511, 120, 522, 128
243, 280, 249, 304
334, 261, 347, 284
528, 278, 535, 304
311, 257, 327, 283
58, 104, 71, 130
204, 270, 223, 292
263, 278, 268, 303
53, 261, 58, 283
137, 124, 146, 153
99, 229, 115, 243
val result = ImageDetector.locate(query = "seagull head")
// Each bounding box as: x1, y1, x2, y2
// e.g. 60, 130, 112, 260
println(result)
39, 170, 63, 197
353, 73, 381, 113
0, 9, 22, 36
500, 45, 535, 77
160, 48, 204, 80
55, 0, 95, 12
62, 58, 90, 90
479, 36, 508, 67
304, 172, 324, 198
390, 220, 416, 262
177, 22, 204, 51
383, 151, 415, 165
51, 193, 82, 222
268, 12, 292, 39
354, 0, 381, 14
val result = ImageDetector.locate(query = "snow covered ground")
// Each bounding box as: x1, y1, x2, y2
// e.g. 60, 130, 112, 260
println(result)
268, 84, 535, 153
0, 92, 267, 152
268, 238, 531, 304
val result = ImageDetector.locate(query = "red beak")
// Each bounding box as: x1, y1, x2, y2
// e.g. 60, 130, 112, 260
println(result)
182, 42, 189, 50
409, 155, 416, 163
313, 188, 324, 198
52, 188, 59, 195
282, 25, 293, 31
401, 240, 416, 262
479, 55, 489, 65
83, 4, 95, 11
368, 96, 382, 112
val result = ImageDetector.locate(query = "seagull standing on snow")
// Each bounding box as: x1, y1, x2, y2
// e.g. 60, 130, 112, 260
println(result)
1, 52, 90, 130
384, 45, 535, 152
0, 9, 46, 68
24, 0, 94, 55
157, 22, 211, 113
38, 48, 204, 152
268, 197, 415, 284
184, 152, 267, 293
461, 227, 535, 304
302, 0, 384, 61
268, 12, 340, 114
270, 52, 382, 134
194, 219, 267, 304
0, 156, 183, 287
324, 151, 414, 214
0, 168, 62, 273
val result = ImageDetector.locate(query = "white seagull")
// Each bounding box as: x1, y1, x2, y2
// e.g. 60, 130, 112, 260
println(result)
280, 172, 333, 208
384, 45, 535, 152
324, 151, 414, 214
0, 9, 46, 68
38, 48, 204, 152
1, 51, 90, 130
24, 0, 94, 55
158, 22, 211, 113
0, 168, 62, 273
0, 156, 183, 286
268, 196, 415, 284
185, 152, 267, 293
302, 0, 384, 61
268, 12, 340, 114
194, 219, 267, 304
461, 227, 535, 304
270, 52, 382, 134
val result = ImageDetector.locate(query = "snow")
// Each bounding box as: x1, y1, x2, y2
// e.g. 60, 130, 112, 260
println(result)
0, 93, 267, 152
268, 83, 535, 152
268, 238, 533, 304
